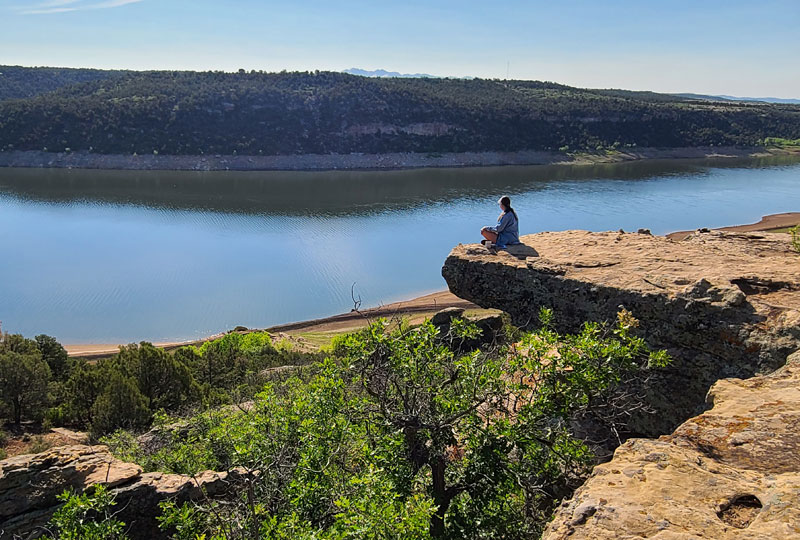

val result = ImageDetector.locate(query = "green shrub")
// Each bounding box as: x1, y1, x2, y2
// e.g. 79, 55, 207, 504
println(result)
791, 225, 800, 253
41, 485, 128, 540
44, 405, 69, 428
90, 372, 150, 436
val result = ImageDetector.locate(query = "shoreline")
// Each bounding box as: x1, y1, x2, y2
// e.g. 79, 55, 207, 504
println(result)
63, 291, 479, 358
63, 211, 800, 357
1, 146, 798, 173
666, 211, 800, 240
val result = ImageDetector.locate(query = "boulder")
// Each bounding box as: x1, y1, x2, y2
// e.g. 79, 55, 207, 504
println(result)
543, 351, 800, 540
431, 307, 466, 326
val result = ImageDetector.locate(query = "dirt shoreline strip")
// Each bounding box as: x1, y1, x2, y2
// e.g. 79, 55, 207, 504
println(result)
666, 212, 800, 241
1, 146, 797, 172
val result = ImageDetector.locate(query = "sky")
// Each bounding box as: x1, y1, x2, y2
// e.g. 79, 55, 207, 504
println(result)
1, 0, 798, 97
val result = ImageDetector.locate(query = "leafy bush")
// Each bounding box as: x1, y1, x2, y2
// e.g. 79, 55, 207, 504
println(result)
41, 485, 128, 540
791, 225, 800, 253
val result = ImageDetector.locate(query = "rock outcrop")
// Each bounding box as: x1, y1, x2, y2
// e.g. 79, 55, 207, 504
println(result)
443, 230, 800, 434
543, 350, 800, 539
0, 445, 245, 539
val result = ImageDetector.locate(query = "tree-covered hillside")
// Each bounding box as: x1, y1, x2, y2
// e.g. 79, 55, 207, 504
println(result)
1, 67, 799, 156
0, 65, 123, 101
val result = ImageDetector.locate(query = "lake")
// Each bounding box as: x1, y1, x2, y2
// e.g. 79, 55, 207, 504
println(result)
1, 155, 799, 344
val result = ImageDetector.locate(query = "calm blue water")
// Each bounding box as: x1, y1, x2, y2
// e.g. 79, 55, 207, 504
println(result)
1, 156, 798, 343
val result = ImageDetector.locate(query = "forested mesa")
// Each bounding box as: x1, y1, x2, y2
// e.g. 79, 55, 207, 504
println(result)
1, 66, 799, 156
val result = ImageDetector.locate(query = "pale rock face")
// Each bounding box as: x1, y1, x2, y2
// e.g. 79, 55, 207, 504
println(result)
542, 351, 800, 540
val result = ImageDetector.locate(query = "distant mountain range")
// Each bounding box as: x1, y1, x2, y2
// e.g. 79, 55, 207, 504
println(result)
343, 68, 475, 80
674, 93, 800, 105
343, 68, 441, 78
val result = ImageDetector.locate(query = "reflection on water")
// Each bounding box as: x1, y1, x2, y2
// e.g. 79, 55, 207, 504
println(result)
1, 155, 798, 343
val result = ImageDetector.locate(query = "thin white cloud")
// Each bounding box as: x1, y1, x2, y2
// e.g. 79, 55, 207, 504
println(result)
38, 0, 83, 6
19, 0, 143, 14
90, 0, 143, 7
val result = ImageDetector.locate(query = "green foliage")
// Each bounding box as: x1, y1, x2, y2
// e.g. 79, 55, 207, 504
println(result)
0, 333, 52, 425
139, 312, 669, 539
0, 428, 7, 460
65, 358, 104, 424
41, 485, 128, 540
0, 65, 121, 101
28, 434, 52, 454
112, 342, 200, 411
90, 371, 151, 436
0, 327, 317, 436
36, 335, 70, 381
1, 67, 798, 156
4, 315, 670, 538
101, 417, 220, 475
791, 225, 800, 253
763, 136, 800, 147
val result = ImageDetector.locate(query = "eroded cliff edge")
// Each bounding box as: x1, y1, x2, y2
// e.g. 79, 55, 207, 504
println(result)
442, 230, 800, 435
443, 229, 800, 538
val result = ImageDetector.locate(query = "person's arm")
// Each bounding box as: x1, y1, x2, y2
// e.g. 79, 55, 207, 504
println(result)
493, 213, 513, 234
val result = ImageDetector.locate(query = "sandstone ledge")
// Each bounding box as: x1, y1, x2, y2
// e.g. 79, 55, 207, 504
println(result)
0, 445, 244, 539
543, 350, 800, 539
443, 230, 800, 434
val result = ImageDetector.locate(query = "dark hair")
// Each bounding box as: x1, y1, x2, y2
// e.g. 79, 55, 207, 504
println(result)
499, 196, 517, 220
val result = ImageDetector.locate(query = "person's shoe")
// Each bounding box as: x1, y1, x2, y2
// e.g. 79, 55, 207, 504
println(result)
480, 239, 488, 245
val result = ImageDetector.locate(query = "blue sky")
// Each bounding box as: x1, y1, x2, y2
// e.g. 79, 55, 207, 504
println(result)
1, 0, 798, 97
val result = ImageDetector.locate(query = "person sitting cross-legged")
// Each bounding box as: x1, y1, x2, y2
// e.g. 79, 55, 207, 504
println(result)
480, 196, 520, 250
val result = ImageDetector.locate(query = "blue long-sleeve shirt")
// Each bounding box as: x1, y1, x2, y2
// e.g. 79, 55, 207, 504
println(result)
487, 211, 520, 248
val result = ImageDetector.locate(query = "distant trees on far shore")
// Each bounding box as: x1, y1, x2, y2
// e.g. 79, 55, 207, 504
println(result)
1, 67, 799, 157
